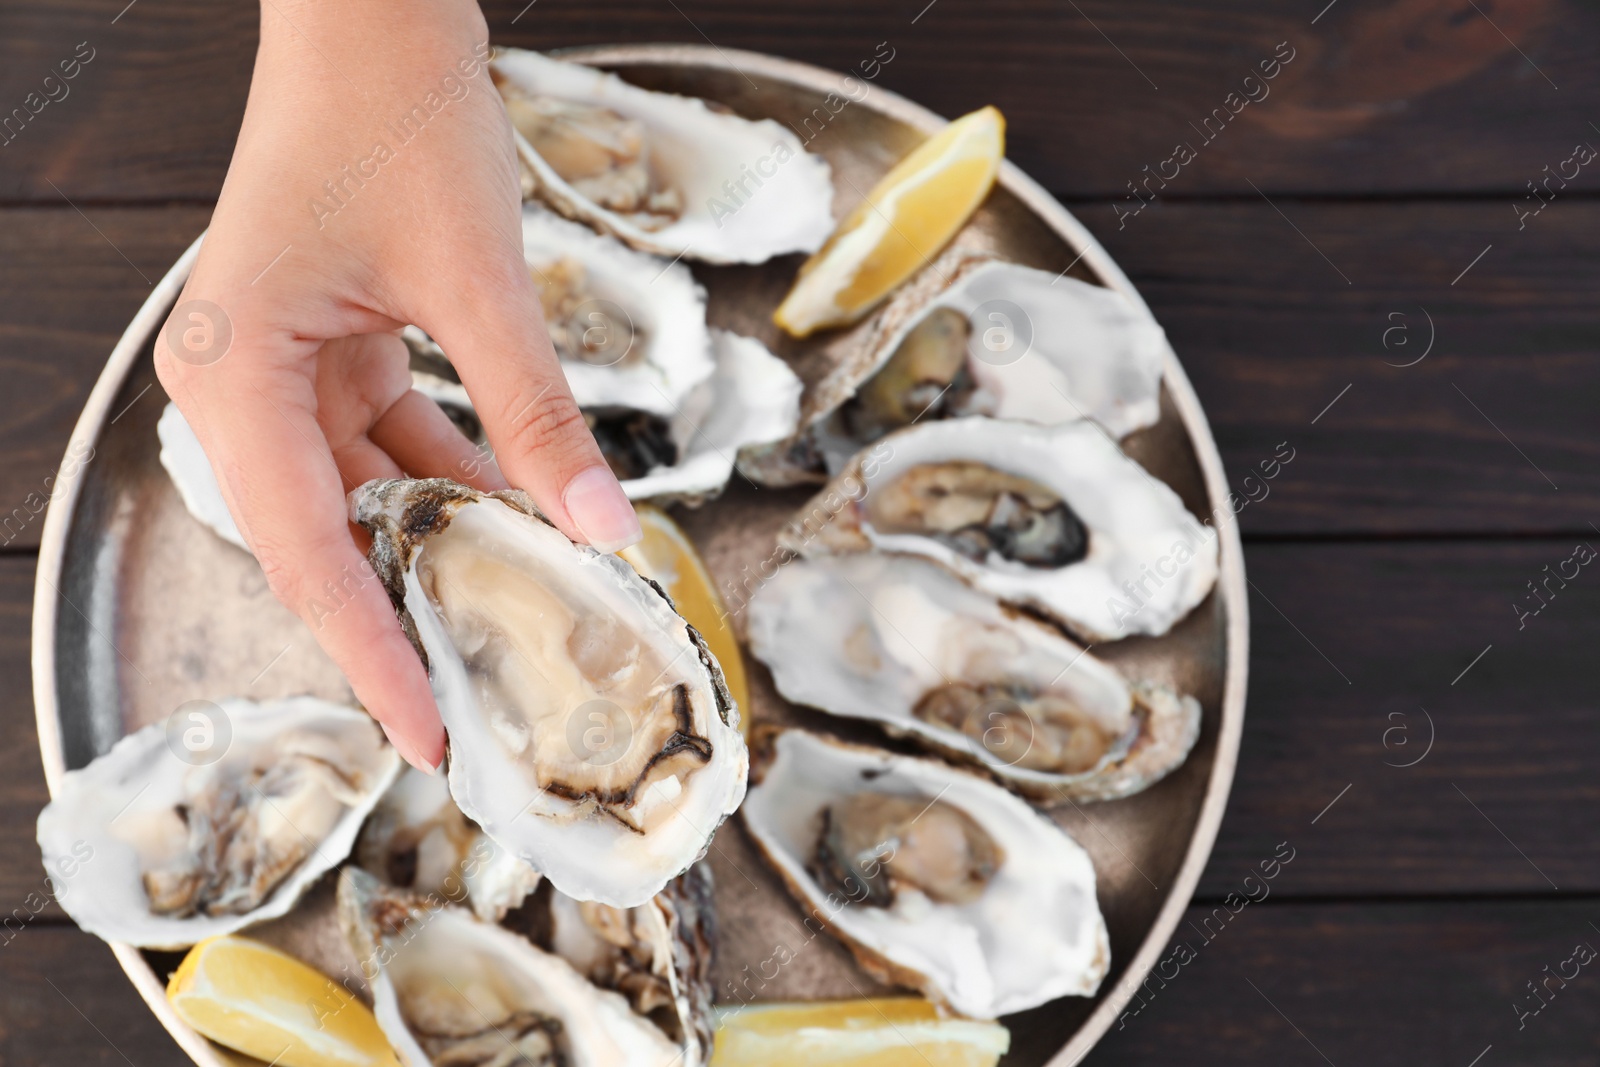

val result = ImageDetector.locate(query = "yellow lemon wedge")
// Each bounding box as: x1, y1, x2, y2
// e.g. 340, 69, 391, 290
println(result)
620, 505, 750, 730
775, 106, 1005, 338
710, 997, 1010, 1067
167, 936, 398, 1067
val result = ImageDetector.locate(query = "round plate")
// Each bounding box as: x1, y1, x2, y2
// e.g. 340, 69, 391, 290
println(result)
32, 43, 1247, 1067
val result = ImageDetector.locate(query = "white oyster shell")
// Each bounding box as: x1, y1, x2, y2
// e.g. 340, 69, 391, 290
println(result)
37, 697, 399, 949
157, 401, 247, 551
783, 417, 1219, 641
521, 207, 714, 416
628, 329, 802, 504
338, 868, 681, 1067
747, 554, 1200, 802
493, 48, 835, 264
742, 729, 1109, 1019
352, 479, 747, 908
356, 765, 542, 922
408, 328, 803, 507
535, 864, 716, 1066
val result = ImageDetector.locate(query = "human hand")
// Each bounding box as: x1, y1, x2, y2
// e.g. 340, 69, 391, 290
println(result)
155, 0, 640, 774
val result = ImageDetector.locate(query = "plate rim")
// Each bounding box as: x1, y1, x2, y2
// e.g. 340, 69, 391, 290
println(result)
31, 42, 1248, 1067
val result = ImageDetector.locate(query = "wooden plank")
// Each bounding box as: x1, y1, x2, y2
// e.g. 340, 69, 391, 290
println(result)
2, 925, 189, 1067
1, 0, 1597, 201
0, 206, 206, 552
0, 555, 65, 918
1084, 199, 1600, 536
0, 199, 1596, 547
1198, 538, 1600, 900
1080, 897, 1600, 1067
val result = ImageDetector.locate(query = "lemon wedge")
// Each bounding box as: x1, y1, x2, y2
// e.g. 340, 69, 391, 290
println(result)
620, 504, 750, 730
167, 936, 398, 1067
710, 997, 1010, 1067
775, 106, 1005, 338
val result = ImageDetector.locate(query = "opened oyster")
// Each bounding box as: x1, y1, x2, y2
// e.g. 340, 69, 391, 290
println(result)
747, 554, 1200, 802
747, 250, 1171, 485
352, 478, 746, 908
742, 729, 1109, 1019
512, 864, 716, 1066
157, 401, 247, 551
783, 417, 1218, 640
37, 697, 398, 949
338, 867, 681, 1067
492, 48, 835, 264
356, 765, 542, 922
410, 328, 802, 507
522, 207, 714, 415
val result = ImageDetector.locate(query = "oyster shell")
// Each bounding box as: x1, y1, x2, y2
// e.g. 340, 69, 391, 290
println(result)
410, 329, 802, 507
521, 207, 714, 416
356, 765, 542, 922
747, 554, 1200, 802
514, 864, 716, 1066
352, 478, 746, 908
742, 728, 1109, 1019
493, 48, 835, 265
338, 867, 681, 1067
37, 697, 398, 949
743, 250, 1171, 486
782, 417, 1218, 640
157, 401, 247, 551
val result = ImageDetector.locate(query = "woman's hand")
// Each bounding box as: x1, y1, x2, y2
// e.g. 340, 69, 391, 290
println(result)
155, 0, 640, 773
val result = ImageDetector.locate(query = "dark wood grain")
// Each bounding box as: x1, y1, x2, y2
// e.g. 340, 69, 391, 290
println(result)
2, 0, 1597, 201
1081, 897, 1600, 1067
0, 200, 1595, 551
1086, 199, 1600, 536
1200, 538, 1600, 900
3, 925, 189, 1067
0, 206, 206, 552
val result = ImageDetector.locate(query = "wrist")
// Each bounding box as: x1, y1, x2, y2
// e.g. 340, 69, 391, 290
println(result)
259, 0, 487, 55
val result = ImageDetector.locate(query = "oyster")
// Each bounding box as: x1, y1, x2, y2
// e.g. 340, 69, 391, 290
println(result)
782, 417, 1218, 640
492, 48, 835, 264
522, 207, 714, 416
338, 867, 682, 1067
747, 554, 1200, 802
352, 478, 746, 908
742, 729, 1109, 1019
744, 250, 1171, 486
37, 697, 398, 949
410, 329, 802, 507
356, 766, 542, 922
513, 865, 716, 1066
157, 401, 247, 551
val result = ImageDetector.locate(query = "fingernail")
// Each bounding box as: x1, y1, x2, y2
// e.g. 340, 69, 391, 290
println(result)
382, 721, 440, 776
563, 466, 642, 553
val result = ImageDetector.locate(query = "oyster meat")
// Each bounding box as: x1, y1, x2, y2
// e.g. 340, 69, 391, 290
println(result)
36, 697, 398, 949
352, 478, 746, 908
782, 417, 1218, 640
356, 765, 542, 922
742, 729, 1109, 1019
493, 48, 835, 264
339, 867, 681, 1067
747, 554, 1201, 802
744, 250, 1171, 486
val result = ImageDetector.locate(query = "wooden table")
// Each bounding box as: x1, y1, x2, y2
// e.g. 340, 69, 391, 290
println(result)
4, 1, 1597, 1063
